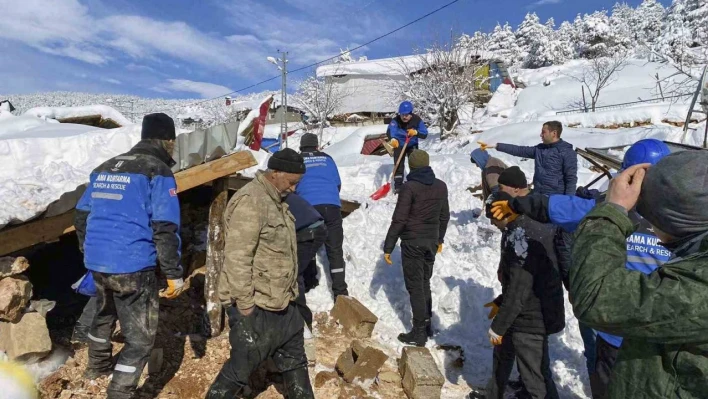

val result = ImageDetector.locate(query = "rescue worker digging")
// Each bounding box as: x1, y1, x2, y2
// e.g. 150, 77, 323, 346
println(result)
206, 149, 314, 399
383, 149, 449, 346
74, 113, 184, 399
386, 101, 429, 193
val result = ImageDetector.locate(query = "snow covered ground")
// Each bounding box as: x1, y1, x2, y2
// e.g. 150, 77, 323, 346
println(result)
1, 58, 704, 397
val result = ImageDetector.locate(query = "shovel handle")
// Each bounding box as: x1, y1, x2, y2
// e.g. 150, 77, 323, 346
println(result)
389, 137, 411, 182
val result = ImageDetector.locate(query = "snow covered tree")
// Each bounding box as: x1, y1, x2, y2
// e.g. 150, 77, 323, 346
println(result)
685, 0, 708, 46
569, 54, 629, 111
516, 12, 543, 53
488, 23, 522, 65
545, 17, 556, 31
578, 10, 630, 58
456, 31, 489, 50
521, 16, 556, 68
634, 0, 665, 44
610, 2, 636, 45
554, 21, 578, 63
655, 0, 695, 66
293, 72, 352, 138
394, 38, 486, 137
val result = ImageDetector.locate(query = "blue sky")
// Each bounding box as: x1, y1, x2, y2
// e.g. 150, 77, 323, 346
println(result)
0, 0, 670, 99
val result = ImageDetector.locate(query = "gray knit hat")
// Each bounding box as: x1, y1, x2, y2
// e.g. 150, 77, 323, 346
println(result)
300, 133, 318, 149
636, 150, 708, 238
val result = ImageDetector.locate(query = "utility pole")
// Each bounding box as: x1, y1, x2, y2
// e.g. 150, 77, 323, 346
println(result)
279, 50, 289, 149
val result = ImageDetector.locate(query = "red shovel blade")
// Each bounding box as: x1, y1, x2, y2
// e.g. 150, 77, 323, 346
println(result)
370, 182, 391, 200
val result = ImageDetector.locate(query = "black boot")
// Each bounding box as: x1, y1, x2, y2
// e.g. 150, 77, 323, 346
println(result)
398, 319, 428, 347
282, 366, 315, 399
426, 319, 434, 338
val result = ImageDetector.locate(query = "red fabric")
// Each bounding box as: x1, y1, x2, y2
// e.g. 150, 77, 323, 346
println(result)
361, 138, 384, 155
249, 96, 273, 151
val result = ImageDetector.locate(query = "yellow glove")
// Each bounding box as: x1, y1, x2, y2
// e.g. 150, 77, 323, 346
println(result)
161, 278, 185, 299
478, 141, 495, 151
491, 200, 517, 220
384, 254, 393, 265
407, 129, 418, 137
488, 328, 503, 346
390, 139, 400, 149
437, 244, 443, 253
484, 301, 499, 319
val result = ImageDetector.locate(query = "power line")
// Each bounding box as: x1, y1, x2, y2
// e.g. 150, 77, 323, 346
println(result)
146, 0, 464, 114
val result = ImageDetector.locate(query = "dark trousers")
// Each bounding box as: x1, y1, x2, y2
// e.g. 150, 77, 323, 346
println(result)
295, 224, 328, 330
589, 335, 620, 399
401, 239, 437, 323
88, 270, 159, 399
314, 205, 348, 297
393, 145, 417, 190
486, 332, 559, 399
554, 229, 573, 291
579, 322, 597, 376
206, 304, 314, 399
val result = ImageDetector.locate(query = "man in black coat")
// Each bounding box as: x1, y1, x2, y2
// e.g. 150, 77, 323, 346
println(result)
484, 191, 564, 399
383, 149, 450, 347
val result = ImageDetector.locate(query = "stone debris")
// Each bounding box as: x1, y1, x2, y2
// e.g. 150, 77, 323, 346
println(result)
336, 339, 389, 384
0, 256, 30, 279
330, 296, 378, 339
399, 346, 445, 399
0, 276, 32, 323
0, 312, 52, 362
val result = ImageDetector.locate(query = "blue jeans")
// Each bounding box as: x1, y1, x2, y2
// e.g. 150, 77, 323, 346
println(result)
579, 322, 597, 375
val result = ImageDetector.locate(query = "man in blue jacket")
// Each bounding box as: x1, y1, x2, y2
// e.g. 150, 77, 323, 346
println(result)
296, 133, 348, 298
490, 138, 672, 399
74, 113, 184, 399
480, 121, 577, 196
285, 192, 327, 331
386, 101, 429, 193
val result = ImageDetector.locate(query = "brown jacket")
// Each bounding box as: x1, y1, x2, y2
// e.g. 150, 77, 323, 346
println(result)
482, 156, 507, 200
218, 171, 299, 312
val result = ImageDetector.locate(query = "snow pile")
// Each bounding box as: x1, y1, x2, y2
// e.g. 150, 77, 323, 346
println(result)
0, 124, 141, 228
0, 114, 59, 139
24, 105, 132, 127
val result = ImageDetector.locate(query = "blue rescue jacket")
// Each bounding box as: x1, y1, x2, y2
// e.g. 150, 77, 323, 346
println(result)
296, 150, 341, 207
285, 193, 324, 231
511, 192, 672, 347
496, 140, 577, 195
386, 114, 428, 147
74, 140, 183, 279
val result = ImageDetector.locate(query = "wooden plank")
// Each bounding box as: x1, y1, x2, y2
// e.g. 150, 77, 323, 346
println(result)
175, 151, 257, 193
0, 151, 257, 257
203, 177, 228, 337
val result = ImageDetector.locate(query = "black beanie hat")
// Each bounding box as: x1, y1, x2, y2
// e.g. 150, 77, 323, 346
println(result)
485, 191, 515, 220
300, 133, 318, 149
142, 113, 176, 140
498, 166, 528, 189
268, 148, 306, 174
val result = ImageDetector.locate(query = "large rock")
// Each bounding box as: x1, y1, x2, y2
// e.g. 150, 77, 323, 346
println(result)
336, 340, 389, 383
0, 276, 32, 322
330, 296, 378, 339
399, 346, 445, 399
0, 312, 52, 362
0, 257, 30, 278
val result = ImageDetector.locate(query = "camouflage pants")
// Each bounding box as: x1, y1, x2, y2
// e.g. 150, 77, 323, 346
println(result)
87, 270, 159, 399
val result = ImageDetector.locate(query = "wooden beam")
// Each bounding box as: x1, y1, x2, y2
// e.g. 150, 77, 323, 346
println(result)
0, 151, 257, 257
203, 177, 228, 337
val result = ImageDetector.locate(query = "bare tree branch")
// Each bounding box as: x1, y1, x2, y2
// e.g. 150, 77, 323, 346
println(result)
568, 53, 629, 111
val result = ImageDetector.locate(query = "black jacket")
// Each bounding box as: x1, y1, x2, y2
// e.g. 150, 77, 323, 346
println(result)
384, 167, 450, 253
491, 215, 565, 336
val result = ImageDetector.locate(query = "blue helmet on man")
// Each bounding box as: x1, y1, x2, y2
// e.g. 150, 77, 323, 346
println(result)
398, 101, 413, 115
621, 139, 671, 170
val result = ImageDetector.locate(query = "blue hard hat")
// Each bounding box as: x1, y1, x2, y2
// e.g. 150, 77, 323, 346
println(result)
621, 139, 671, 170
399, 101, 413, 115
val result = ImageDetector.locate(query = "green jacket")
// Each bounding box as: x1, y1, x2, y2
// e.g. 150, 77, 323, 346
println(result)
570, 203, 708, 399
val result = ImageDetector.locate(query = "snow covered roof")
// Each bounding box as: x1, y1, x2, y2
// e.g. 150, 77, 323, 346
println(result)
317, 49, 497, 77
23, 105, 132, 127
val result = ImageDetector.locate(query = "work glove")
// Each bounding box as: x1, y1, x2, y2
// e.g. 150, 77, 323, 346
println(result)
488, 328, 503, 346
390, 139, 400, 149
384, 253, 393, 265
437, 244, 443, 253
491, 200, 517, 220
477, 141, 495, 151
161, 278, 185, 299
407, 129, 418, 137
484, 301, 499, 319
